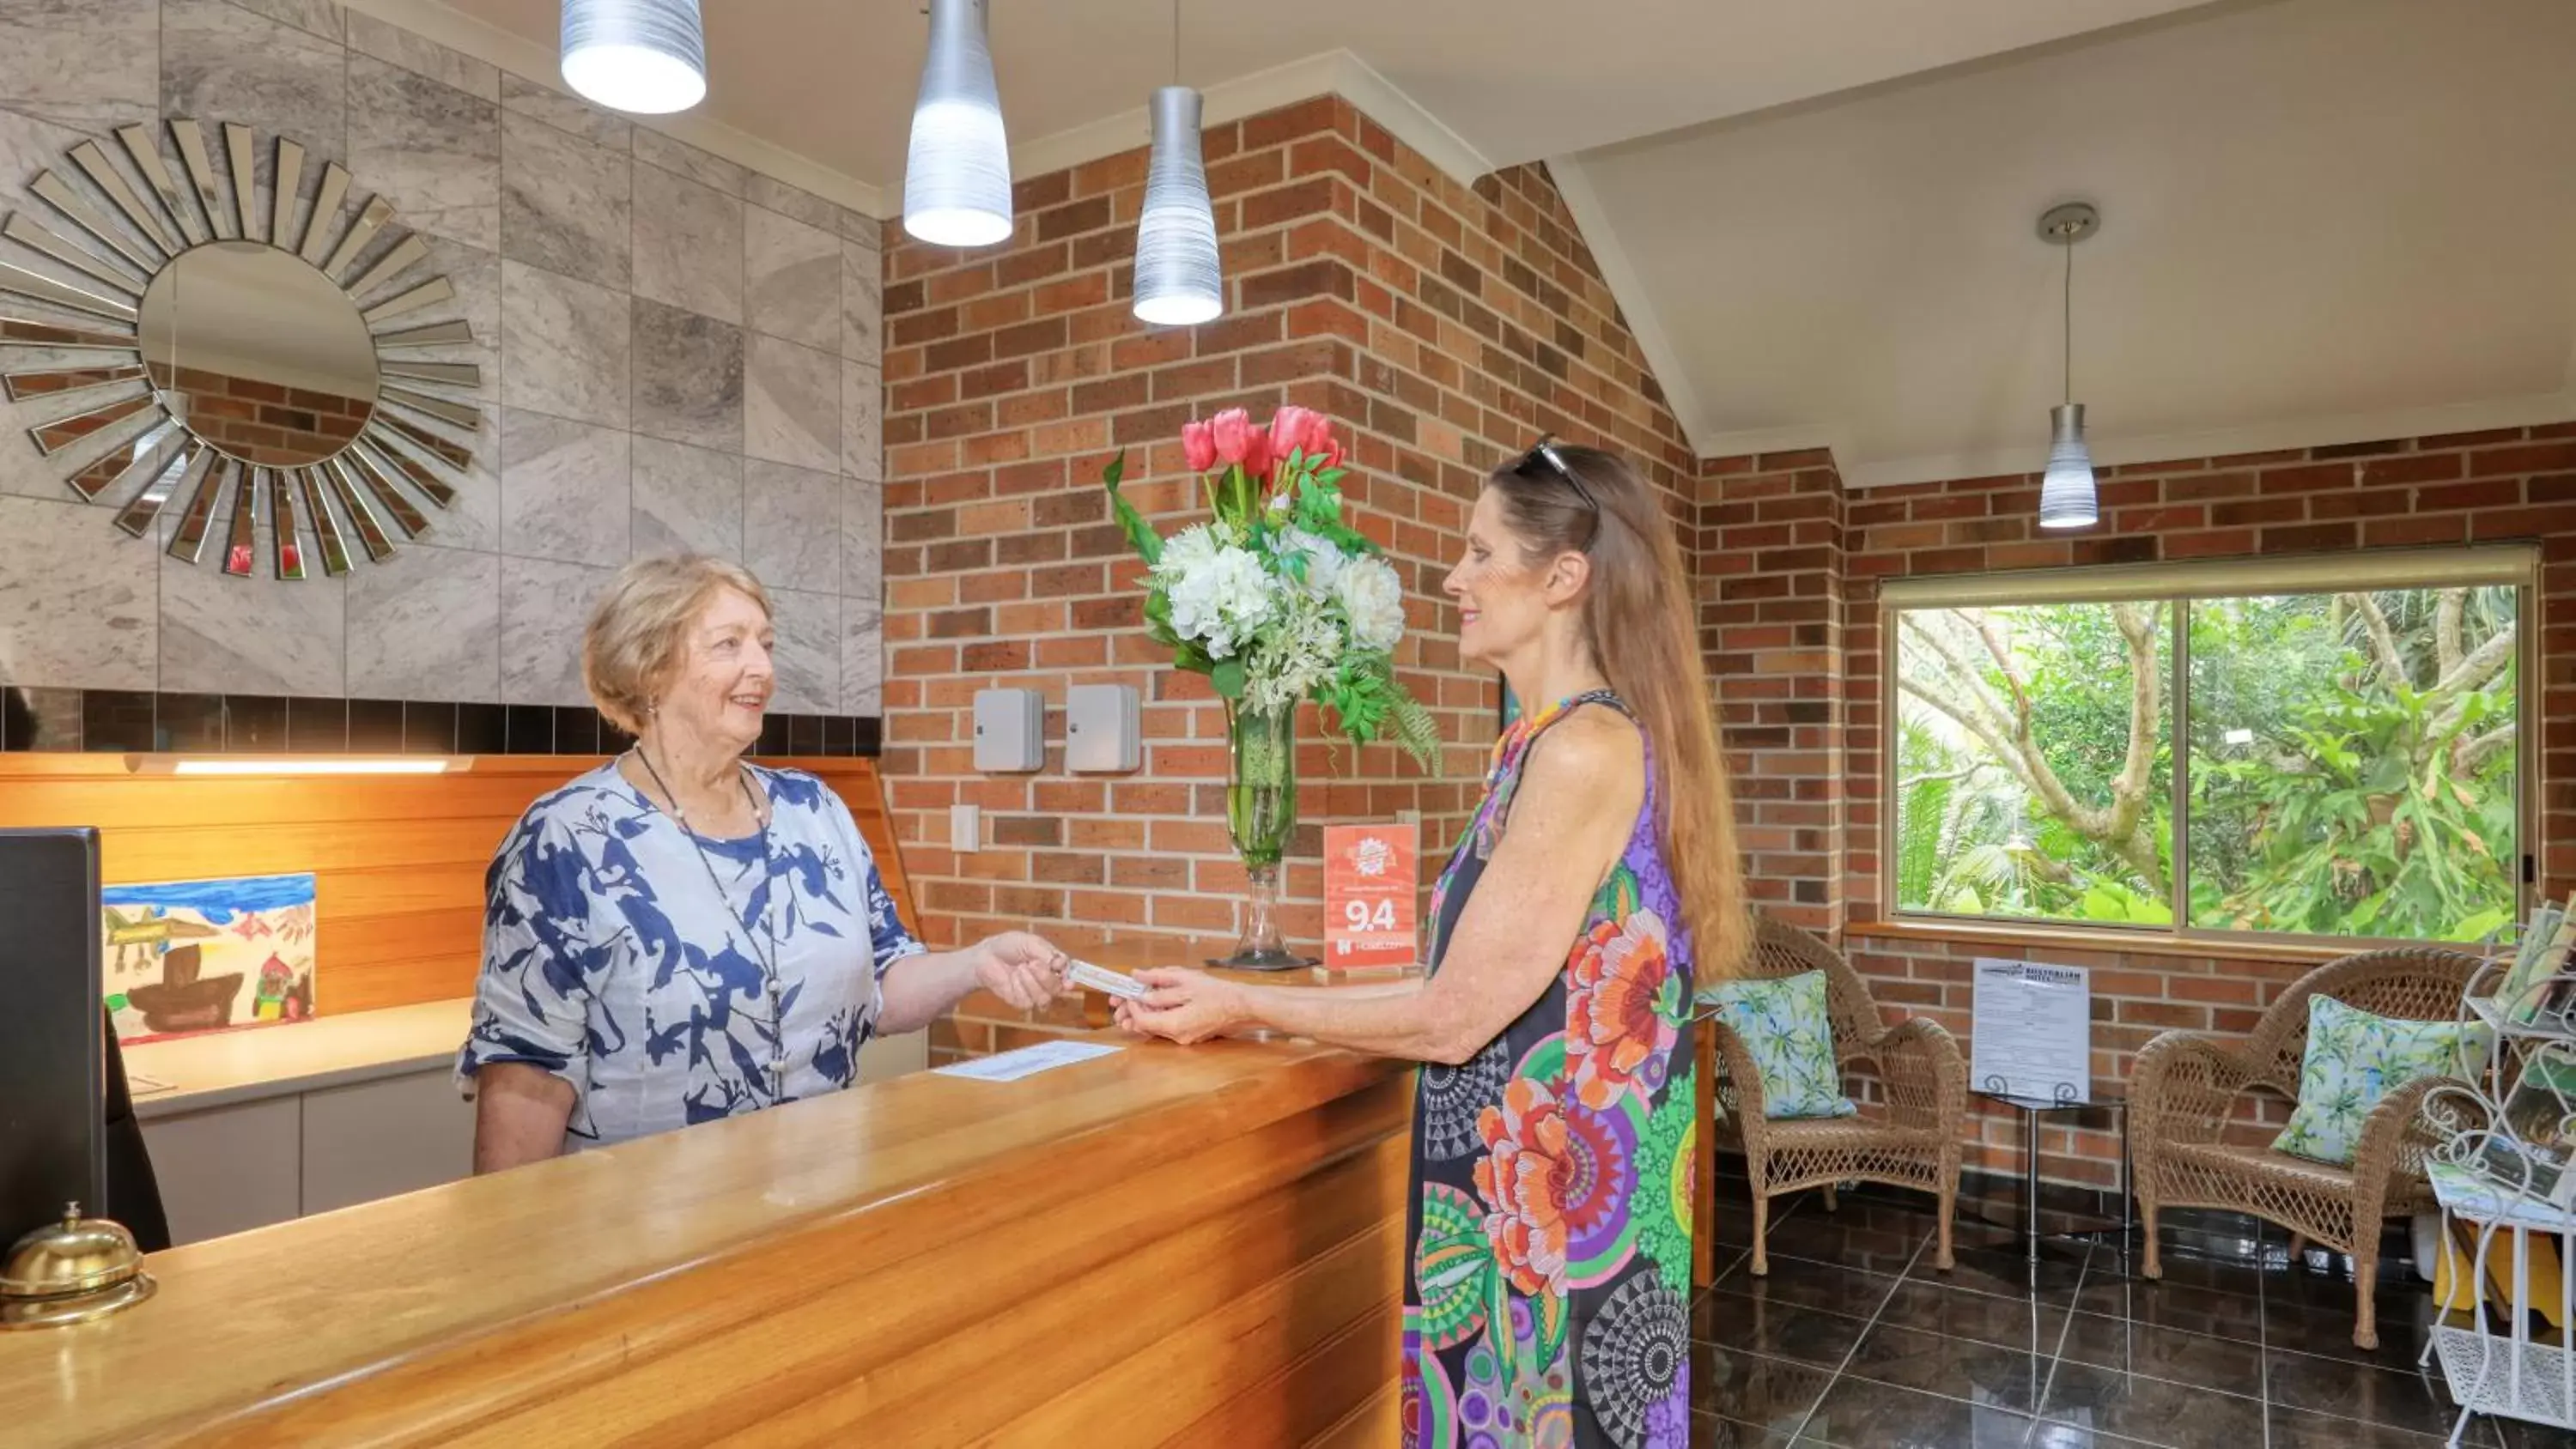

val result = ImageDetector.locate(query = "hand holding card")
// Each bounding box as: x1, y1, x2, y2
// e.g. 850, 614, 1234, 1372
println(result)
1068, 960, 1150, 1001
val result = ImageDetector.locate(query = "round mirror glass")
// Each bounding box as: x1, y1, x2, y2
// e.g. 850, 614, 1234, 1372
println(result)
138, 240, 380, 468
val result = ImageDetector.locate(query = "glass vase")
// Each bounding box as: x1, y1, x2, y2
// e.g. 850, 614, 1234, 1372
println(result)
1212, 698, 1315, 969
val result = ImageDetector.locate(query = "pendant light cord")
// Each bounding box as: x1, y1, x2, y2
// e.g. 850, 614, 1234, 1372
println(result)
2063, 233, 2074, 407
1172, 0, 1182, 85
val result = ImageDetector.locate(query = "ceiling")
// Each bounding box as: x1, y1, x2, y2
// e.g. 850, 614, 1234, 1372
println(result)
383, 0, 2210, 195
358, 0, 2576, 480
1567, 0, 2576, 481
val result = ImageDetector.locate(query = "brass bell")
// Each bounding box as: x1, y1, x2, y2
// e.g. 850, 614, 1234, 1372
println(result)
0, 1202, 155, 1330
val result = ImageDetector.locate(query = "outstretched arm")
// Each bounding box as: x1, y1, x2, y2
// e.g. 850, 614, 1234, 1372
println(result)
1121, 707, 1645, 1063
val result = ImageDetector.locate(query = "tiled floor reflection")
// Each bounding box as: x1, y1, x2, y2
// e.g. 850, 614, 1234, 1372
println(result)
1692, 1172, 2573, 1447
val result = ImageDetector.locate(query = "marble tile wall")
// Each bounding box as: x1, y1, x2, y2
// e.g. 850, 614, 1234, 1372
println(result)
0, 0, 887, 716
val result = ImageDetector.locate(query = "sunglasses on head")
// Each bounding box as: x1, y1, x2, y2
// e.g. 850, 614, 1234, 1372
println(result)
1511, 433, 1601, 517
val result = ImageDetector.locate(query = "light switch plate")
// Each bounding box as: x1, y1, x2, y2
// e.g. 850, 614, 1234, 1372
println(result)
951, 803, 981, 853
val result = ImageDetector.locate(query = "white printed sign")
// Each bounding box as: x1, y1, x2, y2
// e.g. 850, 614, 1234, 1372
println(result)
1970, 958, 2093, 1104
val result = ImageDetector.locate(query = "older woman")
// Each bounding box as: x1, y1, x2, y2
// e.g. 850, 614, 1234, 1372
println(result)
459, 555, 1068, 1171
1119, 441, 1747, 1448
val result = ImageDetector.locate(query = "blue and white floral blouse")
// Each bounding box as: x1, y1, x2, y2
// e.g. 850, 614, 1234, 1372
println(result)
456, 761, 925, 1152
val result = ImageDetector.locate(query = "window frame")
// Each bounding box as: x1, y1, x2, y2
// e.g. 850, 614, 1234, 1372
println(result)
1877, 546, 2539, 949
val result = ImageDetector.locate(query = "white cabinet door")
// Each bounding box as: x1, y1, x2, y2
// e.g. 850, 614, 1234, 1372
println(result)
301, 1070, 475, 1216
139, 1098, 301, 1246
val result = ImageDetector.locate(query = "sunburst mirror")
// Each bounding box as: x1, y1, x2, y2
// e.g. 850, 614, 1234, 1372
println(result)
0, 119, 482, 578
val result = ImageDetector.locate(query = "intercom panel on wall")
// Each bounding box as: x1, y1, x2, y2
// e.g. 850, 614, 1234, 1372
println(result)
972, 688, 1045, 772
1065, 684, 1140, 773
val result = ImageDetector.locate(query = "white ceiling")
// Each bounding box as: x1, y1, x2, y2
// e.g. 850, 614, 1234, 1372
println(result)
357, 0, 2576, 480
1547, 0, 2576, 479
373, 0, 2209, 198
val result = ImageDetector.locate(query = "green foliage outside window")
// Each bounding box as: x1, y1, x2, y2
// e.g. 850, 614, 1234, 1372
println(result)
1894, 585, 2518, 943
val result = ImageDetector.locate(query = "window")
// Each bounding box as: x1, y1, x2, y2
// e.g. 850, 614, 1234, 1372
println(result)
1886, 551, 2530, 945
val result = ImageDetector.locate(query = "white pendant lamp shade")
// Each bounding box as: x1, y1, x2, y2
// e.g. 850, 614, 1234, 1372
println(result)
2038, 402, 2099, 530
559, 0, 707, 116
1133, 87, 1222, 327
903, 0, 1013, 248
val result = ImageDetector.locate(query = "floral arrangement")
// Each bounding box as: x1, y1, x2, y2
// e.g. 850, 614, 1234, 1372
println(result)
1100, 404, 1439, 767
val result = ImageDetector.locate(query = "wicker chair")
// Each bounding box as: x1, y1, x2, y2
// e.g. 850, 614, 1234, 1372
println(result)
1706, 914, 1969, 1274
2129, 947, 2482, 1349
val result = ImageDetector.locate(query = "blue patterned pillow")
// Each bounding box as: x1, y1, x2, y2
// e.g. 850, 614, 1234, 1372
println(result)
1704, 970, 1859, 1120
2272, 996, 2483, 1167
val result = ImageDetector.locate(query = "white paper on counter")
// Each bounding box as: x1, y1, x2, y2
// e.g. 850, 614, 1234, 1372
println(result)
932, 1040, 1123, 1082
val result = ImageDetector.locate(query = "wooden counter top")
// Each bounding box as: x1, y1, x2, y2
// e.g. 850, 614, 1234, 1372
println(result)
123, 1000, 471, 1120
0, 1031, 1412, 1447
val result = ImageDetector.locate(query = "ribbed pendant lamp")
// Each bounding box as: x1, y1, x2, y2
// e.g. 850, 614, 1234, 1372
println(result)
903, 0, 1013, 248
559, 0, 707, 116
1133, 2, 1221, 326
2037, 202, 2099, 531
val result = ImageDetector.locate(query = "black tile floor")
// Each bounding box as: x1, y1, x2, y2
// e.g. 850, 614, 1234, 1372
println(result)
1692, 1172, 2576, 1448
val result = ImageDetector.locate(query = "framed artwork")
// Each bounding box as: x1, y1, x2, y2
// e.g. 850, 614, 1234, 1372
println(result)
102, 874, 317, 1042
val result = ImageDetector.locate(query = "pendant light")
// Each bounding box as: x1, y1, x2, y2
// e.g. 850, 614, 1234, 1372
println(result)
1132, 1, 1222, 327
559, 0, 708, 116
903, 0, 1013, 248
2037, 202, 2099, 530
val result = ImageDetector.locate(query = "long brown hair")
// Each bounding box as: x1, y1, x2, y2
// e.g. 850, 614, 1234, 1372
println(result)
1490, 443, 1748, 979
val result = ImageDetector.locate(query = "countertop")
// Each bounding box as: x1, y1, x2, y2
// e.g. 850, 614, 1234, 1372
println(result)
123, 999, 471, 1120
0, 1031, 1410, 1446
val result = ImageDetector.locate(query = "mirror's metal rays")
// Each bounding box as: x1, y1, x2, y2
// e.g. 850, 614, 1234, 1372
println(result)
117, 443, 204, 537
223, 462, 258, 576
118, 124, 205, 248
224, 126, 257, 242
0, 314, 139, 350
3, 118, 480, 573
68, 417, 185, 502
29, 391, 153, 455
4, 213, 147, 294
369, 413, 474, 471
270, 470, 306, 580
3, 361, 147, 403
32, 173, 157, 272
301, 470, 352, 576
354, 435, 457, 510
270, 141, 302, 251
371, 318, 475, 349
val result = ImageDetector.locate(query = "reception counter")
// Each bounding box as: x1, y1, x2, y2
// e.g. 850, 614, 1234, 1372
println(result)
0, 1032, 1413, 1446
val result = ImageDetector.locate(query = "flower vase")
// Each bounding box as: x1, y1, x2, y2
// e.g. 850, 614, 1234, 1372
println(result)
1212, 699, 1316, 969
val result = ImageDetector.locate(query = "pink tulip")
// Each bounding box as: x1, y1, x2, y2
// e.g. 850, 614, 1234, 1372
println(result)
1182, 419, 1217, 473
1242, 421, 1273, 479
1209, 409, 1255, 467
1269, 405, 1315, 458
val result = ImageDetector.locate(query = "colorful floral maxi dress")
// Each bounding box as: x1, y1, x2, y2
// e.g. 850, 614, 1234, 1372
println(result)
1403, 690, 1698, 1449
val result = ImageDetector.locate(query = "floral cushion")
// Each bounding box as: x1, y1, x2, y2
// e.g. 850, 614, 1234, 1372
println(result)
1704, 970, 1859, 1120
2272, 996, 2483, 1167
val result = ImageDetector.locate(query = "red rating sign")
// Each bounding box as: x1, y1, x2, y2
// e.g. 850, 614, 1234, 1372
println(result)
1323, 822, 1419, 970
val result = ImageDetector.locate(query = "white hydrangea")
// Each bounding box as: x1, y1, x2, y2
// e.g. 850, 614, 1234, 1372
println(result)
1163, 543, 1276, 659
1278, 526, 1348, 599
1155, 523, 1222, 581
1335, 555, 1406, 652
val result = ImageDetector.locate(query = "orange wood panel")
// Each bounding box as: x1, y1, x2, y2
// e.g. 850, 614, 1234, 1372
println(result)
0, 755, 914, 1015
0, 1036, 1409, 1447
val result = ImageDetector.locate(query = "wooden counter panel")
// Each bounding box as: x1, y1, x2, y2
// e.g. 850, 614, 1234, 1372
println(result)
0, 755, 910, 1017
0, 1039, 1410, 1447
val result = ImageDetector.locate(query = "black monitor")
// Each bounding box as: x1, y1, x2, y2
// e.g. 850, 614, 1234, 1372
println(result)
0, 828, 107, 1246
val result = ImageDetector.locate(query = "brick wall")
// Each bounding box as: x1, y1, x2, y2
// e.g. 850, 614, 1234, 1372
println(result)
1704, 423, 2576, 1185
879, 96, 1697, 1064
155, 366, 372, 468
